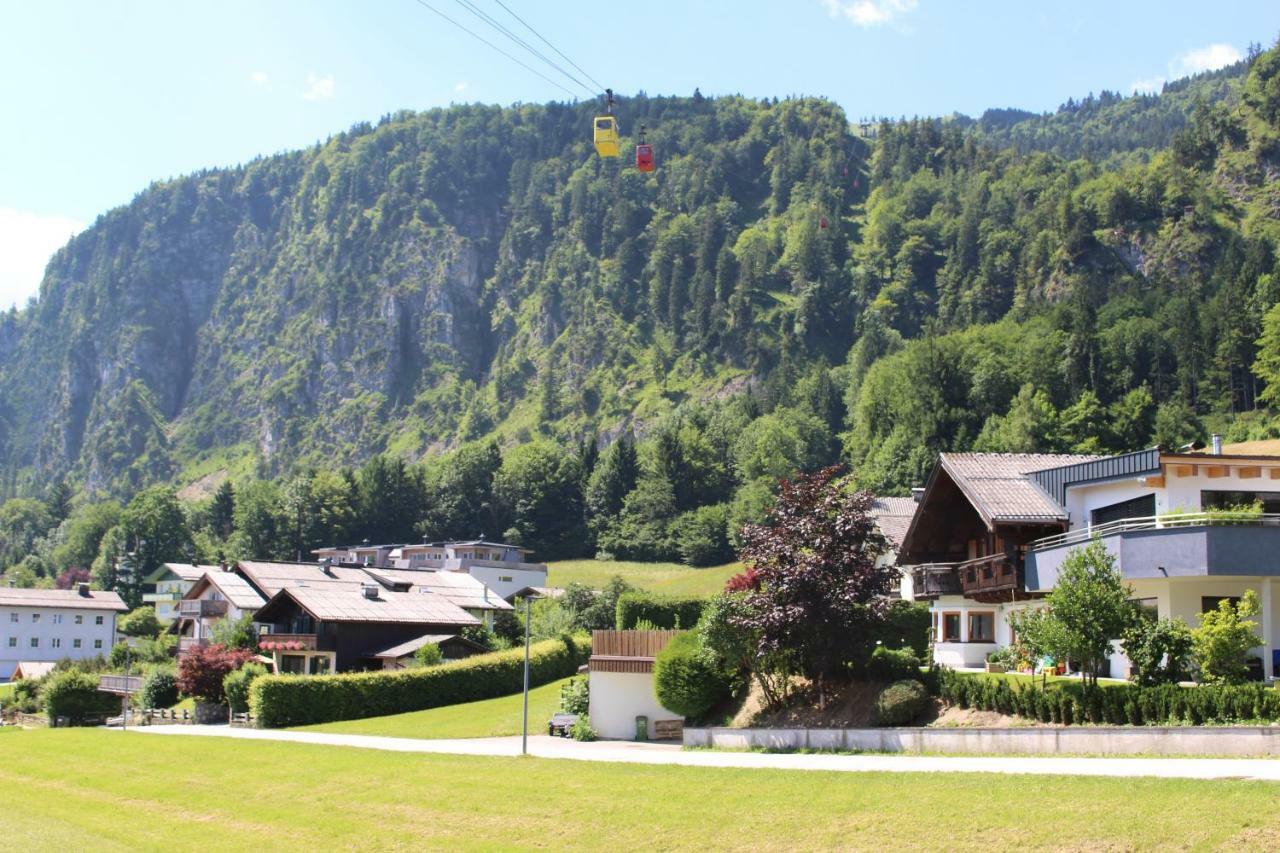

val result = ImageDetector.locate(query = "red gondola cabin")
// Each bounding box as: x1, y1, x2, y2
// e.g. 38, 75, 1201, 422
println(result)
636, 143, 654, 172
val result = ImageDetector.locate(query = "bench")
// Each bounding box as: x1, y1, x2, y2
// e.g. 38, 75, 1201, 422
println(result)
653, 719, 684, 741
547, 713, 578, 737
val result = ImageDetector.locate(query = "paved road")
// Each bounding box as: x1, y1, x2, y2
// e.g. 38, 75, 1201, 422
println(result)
122, 725, 1280, 781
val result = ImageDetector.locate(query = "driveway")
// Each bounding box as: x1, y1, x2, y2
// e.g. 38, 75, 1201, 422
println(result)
122, 725, 1280, 781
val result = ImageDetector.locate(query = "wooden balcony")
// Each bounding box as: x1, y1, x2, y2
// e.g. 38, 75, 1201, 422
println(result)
178, 637, 209, 654
177, 599, 228, 618
257, 633, 319, 652
911, 564, 963, 599
912, 554, 1026, 602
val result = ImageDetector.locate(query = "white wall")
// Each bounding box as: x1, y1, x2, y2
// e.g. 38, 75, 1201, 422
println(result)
0, 606, 118, 679
1064, 467, 1280, 532
462, 565, 548, 601
589, 670, 681, 739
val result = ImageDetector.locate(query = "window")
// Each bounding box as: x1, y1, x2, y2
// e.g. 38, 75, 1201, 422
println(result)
94, 639, 103, 649
7, 637, 15, 648
73, 639, 82, 649
940, 612, 962, 642
1202, 490, 1280, 513
31, 613, 40, 623
1202, 596, 1242, 614
499, 575, 513, 583
30, 637, 39, 648
8, 613, 16, 623
1132, 598, 1159, 622
74, 614, 83, 625
53, 614, 63, 625
968, 612, 995, 643
1091, 494, 1156, 527
95, 615, 104, 625
51, 638, 61, 649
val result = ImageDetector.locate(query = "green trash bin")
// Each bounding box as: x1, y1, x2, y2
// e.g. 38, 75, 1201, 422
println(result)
635, 715, 649, 741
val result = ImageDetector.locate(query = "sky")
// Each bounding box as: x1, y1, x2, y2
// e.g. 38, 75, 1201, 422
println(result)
1, 0, 1277, 309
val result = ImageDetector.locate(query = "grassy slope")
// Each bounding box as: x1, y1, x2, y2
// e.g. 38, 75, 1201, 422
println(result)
1, 730, 1279, 849
295, 677, 571, 739
546, 559, 738, 596
0, 683, 13, 701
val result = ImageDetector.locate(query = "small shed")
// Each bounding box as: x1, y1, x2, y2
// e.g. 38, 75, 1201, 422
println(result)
11, 661, 55, 681
588, 630, 683, 740
366, 633, 489, 670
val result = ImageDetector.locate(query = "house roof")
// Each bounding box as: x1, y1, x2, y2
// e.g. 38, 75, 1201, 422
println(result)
235, 561, 373, 597
507, 586, 564, 602
869, 497, 919, 550
449, 540, 532, 553
938, 453, 1100, 523
361, 568, 514, 611
366, 633, 488, 660
255, 585, 481, 626
187, 571, 267, 611
12, 661, 56, 680
0, 587, 127, 611
145, 563, 213, 584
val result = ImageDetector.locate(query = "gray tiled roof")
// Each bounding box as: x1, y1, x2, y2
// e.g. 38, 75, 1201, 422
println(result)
191, 571, 267, 611
158, 563, 215, 583
362, 568, 514, 611
367, 633, 480, 660
236, 561, 373, 596
869, 497, 919, 550
0, 587, 127, 611
939, 453, 1101, 521
266, 585, 480, 626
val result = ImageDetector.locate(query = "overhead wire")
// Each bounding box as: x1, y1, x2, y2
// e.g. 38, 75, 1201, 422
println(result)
409, 0, 581, 100
451, 0, 596, 98
489, 0, 608, 94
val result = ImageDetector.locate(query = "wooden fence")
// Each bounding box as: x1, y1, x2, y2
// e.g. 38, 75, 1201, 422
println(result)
589, 630, 681, 673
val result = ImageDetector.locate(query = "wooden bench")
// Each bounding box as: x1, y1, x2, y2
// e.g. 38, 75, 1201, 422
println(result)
653, 719, 684, 741
547, 713, 578, 737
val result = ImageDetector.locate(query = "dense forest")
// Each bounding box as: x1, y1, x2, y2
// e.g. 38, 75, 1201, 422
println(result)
3, 41, 1280, 587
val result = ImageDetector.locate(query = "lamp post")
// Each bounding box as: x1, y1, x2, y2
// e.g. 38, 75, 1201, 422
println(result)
521, 594, 532, 755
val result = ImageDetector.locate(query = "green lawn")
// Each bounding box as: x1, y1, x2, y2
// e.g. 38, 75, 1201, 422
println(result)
962, 672, 1131, 690
295, 677, 572, 739
0, 683, 13, 701
547, 558, 738, 596
1, 729, 1279, 849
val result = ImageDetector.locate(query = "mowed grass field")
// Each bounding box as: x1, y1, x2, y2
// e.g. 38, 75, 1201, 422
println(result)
295, 677, 571, 739
2, 729, 1280, 850
546, 559, 738, 596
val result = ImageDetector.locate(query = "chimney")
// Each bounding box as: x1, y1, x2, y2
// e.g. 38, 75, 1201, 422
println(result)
1211, 434, 1223, 455
220, 561, 229, 572
911, 487, 925, 503
77, 582, 90, 597
362, 583, 380, 600
321, 559, 335, 578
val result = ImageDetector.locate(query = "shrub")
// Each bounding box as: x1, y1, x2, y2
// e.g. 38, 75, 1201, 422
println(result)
616, 592, 707, 630
571, 715, 598, 741
560, 675, 589, 715
653, 631, 732, 720
139, 667, 179, 709
108, 634, 176, 669
12, 677, 44, 713
1122, 616, 1194, 686
250, 635, 589, 728
210, 614, 258, 651
117, 606, 163, 638
872, 601, 932, 657
669, 504, 734, 566
176, 644, 255, 705
223, 663, 269, 714
1192, 590, 1262, 684
866, 646, 922, 683
414, 643, 444, 667
875, 679, 930, 726
43, 670, 118, 725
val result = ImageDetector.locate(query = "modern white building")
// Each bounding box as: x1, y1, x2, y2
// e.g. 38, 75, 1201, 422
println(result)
902, 443, 1280, 679
313, 540, 549, 601
0, 585, 127, 680
142, 563, 210, 623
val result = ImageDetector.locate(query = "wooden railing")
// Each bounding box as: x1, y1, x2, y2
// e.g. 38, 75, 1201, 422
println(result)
98, 675, 142, 695
912, 564, 962, 598
958, 553, 1019, 595
178, 637, 209, 653
177, 599, 228, 618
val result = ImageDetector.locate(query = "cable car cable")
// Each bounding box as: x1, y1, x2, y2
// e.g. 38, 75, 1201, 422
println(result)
490, 0, 607, 94
409, 0, 580, 99
451, 0, 595, 97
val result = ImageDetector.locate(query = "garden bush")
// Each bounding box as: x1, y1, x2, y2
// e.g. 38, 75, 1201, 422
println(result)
223, 663, 269, 714
615, 592, 707, 630
250, 634, 589, 728
42, 670, 118, 725
177, 644, 255, 705
560, 675, 589, 715
653, 631, 732, 720
866, 646, 922, 683
875, 679, 930, 726
139, 667, 179, 709
871, 601, 932, 657
936, 668, 1280, 725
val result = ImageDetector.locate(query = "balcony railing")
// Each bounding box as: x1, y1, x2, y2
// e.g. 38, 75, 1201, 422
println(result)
177, 599, 228, 618
143, 591, 181, 603
178, 637, 208, 653
257, 633, 319, 652
99, 675, 142, 695
1030, 512, 1280, 551
912, 553, 1021, 599
912, 564, 963, 599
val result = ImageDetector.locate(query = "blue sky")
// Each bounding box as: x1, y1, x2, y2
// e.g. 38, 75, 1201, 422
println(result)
2, 0, 1277, 308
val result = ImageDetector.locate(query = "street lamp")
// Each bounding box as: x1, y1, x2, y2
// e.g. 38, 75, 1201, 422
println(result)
521, 594, 532, 755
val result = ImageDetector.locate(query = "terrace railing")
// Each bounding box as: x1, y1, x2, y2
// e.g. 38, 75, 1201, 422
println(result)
1029, 512, 1280, 552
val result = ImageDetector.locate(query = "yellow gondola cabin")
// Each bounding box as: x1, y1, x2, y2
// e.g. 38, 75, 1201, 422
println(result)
594, 115, 620, 157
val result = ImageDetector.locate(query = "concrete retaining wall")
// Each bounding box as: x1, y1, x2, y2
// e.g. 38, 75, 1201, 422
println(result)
683, 725, 1280, 756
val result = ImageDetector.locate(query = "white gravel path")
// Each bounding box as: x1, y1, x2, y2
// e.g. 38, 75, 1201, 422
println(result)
120, 725, 1280, 781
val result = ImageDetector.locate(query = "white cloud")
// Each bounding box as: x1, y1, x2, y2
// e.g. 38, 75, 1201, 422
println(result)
1129, 76, 1166, 95
249, 70, 269, 87
301, 72, 335, 101
0, 208, 84, 310
454, 81, 468, 93
822, 0, 918, 28
1172, 43, 1242, 76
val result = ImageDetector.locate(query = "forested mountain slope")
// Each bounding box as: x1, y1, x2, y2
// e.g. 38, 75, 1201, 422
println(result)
3, 43, 1280, 577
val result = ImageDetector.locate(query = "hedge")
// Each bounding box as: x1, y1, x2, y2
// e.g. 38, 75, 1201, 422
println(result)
615, 592, 707, 630
250, 634, 589, 728
866, 646, 922, 683
872, 601, 931, 657
43, 671, 119, 725
653, 631, 732, 719
937, 668, 1280, 726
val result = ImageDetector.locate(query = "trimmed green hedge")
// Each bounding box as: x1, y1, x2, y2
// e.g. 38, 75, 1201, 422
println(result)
615, 593, 707, 630
250, 635, 589, 728
43, 671, 119, 725
873, 601, 931, 657
938, 669, 1280, 726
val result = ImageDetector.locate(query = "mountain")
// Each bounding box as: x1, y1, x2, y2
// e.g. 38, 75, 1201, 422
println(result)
2, 43, 1280, 515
